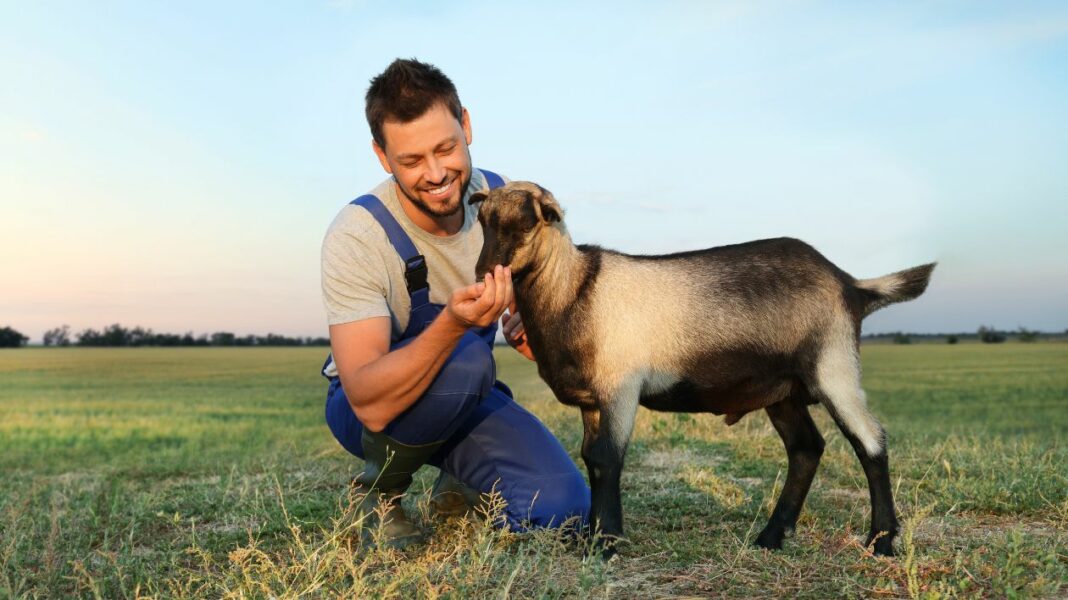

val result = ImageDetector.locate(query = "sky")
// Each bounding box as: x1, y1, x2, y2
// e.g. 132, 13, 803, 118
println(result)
2, 1, 1067, 343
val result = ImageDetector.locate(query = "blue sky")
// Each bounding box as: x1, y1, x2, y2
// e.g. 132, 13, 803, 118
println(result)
2, 1, 1066, 342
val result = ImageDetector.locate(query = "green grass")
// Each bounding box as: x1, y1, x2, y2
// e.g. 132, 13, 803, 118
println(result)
1, 344, 1065, 598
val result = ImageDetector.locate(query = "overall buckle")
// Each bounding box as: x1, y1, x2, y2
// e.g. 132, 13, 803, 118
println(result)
405, 255, 429, 293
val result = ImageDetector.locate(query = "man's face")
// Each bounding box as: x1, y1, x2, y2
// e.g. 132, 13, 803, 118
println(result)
373, 103, 473, 221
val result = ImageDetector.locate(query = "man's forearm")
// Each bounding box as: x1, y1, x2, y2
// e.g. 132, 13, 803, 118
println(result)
341, 311, 470, 432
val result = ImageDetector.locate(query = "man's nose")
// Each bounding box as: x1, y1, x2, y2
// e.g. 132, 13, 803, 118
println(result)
425, 156, 446, 185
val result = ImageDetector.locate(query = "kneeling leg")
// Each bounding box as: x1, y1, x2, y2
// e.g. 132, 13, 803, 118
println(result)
435, 385, 590, 532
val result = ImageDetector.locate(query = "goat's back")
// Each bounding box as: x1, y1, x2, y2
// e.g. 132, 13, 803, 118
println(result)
580, 237, 854, 375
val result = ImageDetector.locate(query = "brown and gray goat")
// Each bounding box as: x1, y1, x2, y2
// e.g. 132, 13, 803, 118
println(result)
471, 182, 935, 558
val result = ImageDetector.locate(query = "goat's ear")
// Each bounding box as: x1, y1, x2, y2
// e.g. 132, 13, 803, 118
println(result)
535, 185, 563, 222
468, 191, 488, 206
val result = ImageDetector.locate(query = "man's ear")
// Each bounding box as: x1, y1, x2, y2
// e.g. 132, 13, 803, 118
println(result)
461, 107, 472, 146
372, 140, 392, 174
535, 185, 563, 222
468, 191, 488, 205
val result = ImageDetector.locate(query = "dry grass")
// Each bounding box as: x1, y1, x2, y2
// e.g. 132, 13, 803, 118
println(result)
1, 344, 1065, 598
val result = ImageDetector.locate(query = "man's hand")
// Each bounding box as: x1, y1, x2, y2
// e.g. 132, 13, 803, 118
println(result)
502, 300, 536, 361
445, 265, 513, 330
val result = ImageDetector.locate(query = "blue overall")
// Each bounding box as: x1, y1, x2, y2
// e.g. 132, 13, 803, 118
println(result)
323, 170, 590, 531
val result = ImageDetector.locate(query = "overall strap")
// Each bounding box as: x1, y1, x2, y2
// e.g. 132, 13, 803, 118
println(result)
472, 168, 504, 345
322, 193, 429, 380
349, 194, 431, 309
479, 168, 505, 190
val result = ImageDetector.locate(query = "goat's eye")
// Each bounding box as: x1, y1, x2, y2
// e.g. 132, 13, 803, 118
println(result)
520, 218, 539, 233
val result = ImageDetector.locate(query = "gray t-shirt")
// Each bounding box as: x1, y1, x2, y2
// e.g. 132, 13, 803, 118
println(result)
321, 169, 505, 370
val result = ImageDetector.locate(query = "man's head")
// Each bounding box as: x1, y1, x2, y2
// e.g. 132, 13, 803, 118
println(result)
366, 58, 473, 223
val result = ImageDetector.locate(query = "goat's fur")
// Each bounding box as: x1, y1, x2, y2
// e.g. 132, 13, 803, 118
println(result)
471, 181, 935, 558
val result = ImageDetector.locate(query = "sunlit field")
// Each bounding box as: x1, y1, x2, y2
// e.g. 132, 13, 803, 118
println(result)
1, 344, 1065, 598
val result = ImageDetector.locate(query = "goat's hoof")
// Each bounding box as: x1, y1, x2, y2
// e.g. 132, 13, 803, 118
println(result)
580, 543, 617, 560
866, 531, 897, 557
584, 534, 620, 560
754, 524, 792, 550
754, 534, 783, 550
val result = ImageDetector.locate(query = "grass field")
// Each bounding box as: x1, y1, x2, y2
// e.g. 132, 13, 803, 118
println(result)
1, 344, 1065, 598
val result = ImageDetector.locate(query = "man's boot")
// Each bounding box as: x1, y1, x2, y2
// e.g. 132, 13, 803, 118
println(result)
352, 430, 443, 550
429, 470, 487, 518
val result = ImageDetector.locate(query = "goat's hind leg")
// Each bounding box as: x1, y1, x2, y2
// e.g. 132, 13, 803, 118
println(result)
809, 341, 899, 556
755, 393, 825, 550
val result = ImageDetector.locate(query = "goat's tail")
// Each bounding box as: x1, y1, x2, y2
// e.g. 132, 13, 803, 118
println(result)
854, 262, 936, 318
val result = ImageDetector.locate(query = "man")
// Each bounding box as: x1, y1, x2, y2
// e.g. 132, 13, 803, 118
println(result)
321, 58, 590, 548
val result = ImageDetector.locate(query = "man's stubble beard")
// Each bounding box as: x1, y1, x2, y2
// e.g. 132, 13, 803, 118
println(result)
396, 169, 473, 221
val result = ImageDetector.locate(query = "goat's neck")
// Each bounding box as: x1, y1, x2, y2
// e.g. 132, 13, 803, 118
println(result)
515, 224, 586, 322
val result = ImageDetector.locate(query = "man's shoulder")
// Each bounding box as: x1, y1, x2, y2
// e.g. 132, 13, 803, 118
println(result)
325, 202, 382, 242
322, 197, 396, 261
325, 178, 396, 236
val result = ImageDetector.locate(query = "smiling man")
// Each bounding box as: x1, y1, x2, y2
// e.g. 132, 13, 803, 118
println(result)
321, 58, 590, 548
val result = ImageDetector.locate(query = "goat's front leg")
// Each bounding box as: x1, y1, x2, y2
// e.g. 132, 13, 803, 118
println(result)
581, 389, 639, 559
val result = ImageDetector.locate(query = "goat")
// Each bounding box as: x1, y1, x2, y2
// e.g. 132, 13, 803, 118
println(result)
470, 181, 935, 558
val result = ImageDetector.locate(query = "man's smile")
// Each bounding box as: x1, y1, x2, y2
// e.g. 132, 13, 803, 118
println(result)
422, 177, 455, 199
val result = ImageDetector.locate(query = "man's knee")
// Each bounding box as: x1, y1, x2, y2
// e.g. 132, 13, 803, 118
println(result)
381, 333, 495, 444
510, 472, 591, 530
428, 333, 494, 398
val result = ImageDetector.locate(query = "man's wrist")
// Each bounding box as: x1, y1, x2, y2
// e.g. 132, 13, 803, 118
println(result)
437, 307, 471, 337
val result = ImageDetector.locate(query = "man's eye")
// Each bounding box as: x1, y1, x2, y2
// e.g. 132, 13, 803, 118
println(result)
437, 145, 455, 156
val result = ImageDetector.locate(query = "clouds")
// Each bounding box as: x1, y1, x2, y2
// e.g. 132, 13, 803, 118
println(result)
18, 128, 46, 143
2, 2, 1066, 340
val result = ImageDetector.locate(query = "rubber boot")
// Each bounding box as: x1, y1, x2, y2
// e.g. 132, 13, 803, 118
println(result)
429, 470, 488, 518
352, 430, 443, 550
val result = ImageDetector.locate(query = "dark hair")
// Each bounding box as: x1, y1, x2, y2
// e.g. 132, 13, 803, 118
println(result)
365, 58, 463, 149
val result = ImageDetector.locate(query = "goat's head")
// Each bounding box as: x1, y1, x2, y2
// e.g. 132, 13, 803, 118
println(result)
469, 181, 563, 280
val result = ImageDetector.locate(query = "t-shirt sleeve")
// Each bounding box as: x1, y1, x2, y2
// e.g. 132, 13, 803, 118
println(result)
321, 214, 392, 326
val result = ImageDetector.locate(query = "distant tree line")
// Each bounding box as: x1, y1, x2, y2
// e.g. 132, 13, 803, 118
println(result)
866, 326, 1058, 345
0, 326, 29, 348
2, 323, 1064, 348
0, 324, 329, 348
